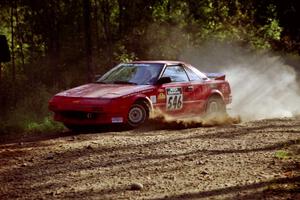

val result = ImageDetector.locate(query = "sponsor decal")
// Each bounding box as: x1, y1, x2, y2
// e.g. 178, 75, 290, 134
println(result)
150, 95, 157, 104
157, 93, 166, 100
166, 87, 183, 110
111, 117, 123, 123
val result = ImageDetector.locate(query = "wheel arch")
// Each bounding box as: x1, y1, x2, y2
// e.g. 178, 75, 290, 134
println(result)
208, 90, 224, 101
205, 90, 227, 115
205, 90, 225, 109
132, 95, 153, 114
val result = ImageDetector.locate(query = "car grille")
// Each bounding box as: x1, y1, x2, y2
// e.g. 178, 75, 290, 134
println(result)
59, 111, 100, 120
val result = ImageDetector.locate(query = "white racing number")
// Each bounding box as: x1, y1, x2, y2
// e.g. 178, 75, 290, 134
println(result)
166, 87, 183, 110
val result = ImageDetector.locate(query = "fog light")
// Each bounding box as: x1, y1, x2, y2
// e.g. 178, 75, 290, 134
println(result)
87, 113, 93, 119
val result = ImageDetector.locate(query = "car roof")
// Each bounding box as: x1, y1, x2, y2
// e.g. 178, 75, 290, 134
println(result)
129, 60, 189, 66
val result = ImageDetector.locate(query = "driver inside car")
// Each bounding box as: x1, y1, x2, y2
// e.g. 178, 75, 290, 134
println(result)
131, 67, 153, 85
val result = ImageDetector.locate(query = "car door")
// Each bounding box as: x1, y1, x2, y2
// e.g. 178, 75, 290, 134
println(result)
155, 65, 195, 115
184, 65, 210, 113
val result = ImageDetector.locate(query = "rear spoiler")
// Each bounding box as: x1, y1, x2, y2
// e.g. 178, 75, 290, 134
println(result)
205, 73, 226, 80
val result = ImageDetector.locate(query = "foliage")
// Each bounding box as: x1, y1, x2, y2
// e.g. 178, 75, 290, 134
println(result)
0, 82, 64, 134
25, 117, 65, 134
114, 44, 137, 63
274, 150, 291, 159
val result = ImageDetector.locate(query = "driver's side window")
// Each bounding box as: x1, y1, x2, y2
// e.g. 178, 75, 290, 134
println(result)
161, 65, 189, 82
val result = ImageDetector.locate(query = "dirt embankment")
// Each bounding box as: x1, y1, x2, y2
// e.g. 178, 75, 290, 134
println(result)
0, 118, 299, 199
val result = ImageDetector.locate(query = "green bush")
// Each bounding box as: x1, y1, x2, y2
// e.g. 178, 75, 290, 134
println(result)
0, 82, 65, 135
25, 117, 65, 134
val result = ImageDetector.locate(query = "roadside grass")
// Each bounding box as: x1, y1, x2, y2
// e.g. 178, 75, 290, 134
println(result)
0, 115, 65, 140
274, 139, 300, 160
274, 150, 292, 159
0, 84, 66, 138
264, 142, 300, 196
0, 117, 65, 144
25, 117, 65, 134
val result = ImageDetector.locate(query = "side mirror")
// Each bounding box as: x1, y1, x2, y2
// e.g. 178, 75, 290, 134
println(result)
0, 35, 11, 63
156, 77, 171, 85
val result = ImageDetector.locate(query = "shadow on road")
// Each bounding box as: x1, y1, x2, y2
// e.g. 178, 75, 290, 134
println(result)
147, 176, 300, 200
0, 119, 215, 145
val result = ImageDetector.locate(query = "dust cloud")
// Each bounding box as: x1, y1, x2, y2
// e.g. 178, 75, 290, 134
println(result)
180, 41, 300, 121
150, 109, 241, 128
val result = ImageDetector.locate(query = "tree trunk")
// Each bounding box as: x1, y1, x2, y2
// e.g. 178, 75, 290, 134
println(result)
15, 3, 25, 70
0, 63, 2, 85
10, 1, 15, 83
83, 0, 93, 82
93, 0, 101, 56
101, 0, 113, 64
11, 0, 16, 106
117, 0, 129, 36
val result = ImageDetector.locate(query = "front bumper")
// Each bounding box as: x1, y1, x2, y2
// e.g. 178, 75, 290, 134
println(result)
49, 96, 127, 125
53, 111, 124, 125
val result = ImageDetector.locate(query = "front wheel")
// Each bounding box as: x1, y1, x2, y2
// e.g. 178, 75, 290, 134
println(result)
127, 103, 149, 128
64, 124, 85, 132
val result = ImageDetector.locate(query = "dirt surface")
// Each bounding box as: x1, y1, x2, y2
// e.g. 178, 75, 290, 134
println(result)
0, 118, 299, 200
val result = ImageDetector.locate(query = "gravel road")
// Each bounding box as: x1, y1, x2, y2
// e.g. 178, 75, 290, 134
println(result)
0, 117, 299, 199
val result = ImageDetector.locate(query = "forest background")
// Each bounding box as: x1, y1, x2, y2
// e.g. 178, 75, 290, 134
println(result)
0, 0, 300, 134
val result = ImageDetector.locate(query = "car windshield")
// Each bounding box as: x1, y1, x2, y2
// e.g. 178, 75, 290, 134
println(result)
97, 63, 164, 85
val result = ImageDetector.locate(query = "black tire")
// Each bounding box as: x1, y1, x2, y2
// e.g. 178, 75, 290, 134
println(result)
64, 124, 85, 132
205, 96, 226, 117
127, 103, 149, 128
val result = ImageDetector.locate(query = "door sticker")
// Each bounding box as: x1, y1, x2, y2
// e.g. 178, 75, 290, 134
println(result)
158, 93, 166, 100
112, 117, 123, 123
166, 87, 183, 110
150, 95, 157, 104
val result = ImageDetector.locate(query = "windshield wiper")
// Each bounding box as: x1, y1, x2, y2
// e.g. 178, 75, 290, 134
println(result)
113, 81, 137, 85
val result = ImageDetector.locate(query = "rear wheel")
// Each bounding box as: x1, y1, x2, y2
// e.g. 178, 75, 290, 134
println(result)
205, 96, 226, 117
127, 103, 149, 128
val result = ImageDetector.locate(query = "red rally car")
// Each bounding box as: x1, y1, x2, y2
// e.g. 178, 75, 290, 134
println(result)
48, 61, 231, 130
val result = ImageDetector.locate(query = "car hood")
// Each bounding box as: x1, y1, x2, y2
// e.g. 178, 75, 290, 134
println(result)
55, 83, 154, 98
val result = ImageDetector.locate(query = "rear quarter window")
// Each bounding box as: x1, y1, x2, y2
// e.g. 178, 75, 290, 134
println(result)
184, 67, 202, 81
161, 65, 189, 82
